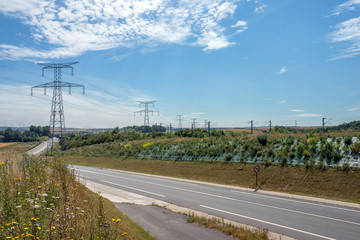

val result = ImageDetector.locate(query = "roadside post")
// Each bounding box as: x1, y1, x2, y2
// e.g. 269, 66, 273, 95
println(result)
253, 165, 260, 189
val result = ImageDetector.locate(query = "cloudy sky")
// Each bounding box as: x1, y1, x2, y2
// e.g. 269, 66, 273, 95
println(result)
0, 0, 359, 128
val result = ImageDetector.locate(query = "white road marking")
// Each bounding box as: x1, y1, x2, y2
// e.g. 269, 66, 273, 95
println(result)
101, 180, 165, 197
230, 190, 360, 213
75, 168, 360, 226
200, 205, 336, 240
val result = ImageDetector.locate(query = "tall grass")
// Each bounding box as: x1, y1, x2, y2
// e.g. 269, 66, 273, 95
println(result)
0, 154, 145, 239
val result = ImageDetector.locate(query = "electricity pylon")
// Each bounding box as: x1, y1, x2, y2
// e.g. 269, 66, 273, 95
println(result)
31, 62, 85, 148
177, 115, 184, 129
134, 101, 158, 126
191, 118, 197, 128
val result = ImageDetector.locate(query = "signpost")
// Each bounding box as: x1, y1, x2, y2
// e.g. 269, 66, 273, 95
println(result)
253, 165, 260, 189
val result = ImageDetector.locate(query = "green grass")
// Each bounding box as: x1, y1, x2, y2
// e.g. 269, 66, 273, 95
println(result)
65, 155, 360, 203
0, 150, 154, 239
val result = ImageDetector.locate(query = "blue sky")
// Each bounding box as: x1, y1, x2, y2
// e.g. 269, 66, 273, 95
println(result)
0, 0, 359, 128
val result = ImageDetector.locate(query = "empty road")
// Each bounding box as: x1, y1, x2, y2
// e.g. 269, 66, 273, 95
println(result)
27, 137, 58, 155
73, 165, 360, 240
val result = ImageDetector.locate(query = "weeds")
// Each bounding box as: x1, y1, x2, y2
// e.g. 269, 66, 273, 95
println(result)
187, 214, 269, 240
0, 155, 129, 239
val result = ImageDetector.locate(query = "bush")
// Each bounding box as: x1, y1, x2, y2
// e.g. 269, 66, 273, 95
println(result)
257, 134, 268, 147
350, 142, 360, 155
225, 153, 233, 161
307, 137, 318, 146
344, 136, 353, 146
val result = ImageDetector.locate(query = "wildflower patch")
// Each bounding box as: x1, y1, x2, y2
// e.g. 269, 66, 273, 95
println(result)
142, 142, 154, 148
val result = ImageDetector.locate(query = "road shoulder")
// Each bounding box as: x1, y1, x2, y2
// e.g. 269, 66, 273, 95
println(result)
82, 178, 294, 240
90, 165, 360, 209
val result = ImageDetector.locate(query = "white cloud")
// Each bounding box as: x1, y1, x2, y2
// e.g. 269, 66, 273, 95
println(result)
0, 82, 157, 128
330, 0, 360, 16
348, 106, 360, 111
231, 20, 248, 33
290, 109, 304, 112
279, 66, 287, 74
278, 100, 286, 104
0, 0, 251, 60
254, 0, 266, 14
328, 1, 360, 60
295, 113, 322, 118
190, 112, 206, 115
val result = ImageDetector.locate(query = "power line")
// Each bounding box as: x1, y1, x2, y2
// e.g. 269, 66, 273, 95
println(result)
177, 115, 184, 129
134, 101, 158, 126
31, 62, 85, 148
191, 118, 197, 129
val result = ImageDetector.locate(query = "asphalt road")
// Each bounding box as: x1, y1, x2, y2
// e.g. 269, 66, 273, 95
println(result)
73, 165, 360, 240
27, 137, 58, 155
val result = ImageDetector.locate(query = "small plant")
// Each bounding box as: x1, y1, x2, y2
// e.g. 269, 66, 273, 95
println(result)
257, 134, 268, 147
344, 136, 353, 146
350, 142, 360, 156
225, 153, 233, 161
307, 137, 318, 146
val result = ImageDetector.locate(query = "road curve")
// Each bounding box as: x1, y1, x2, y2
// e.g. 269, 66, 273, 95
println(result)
73, 165, 360, 240
27, 137, 58, 156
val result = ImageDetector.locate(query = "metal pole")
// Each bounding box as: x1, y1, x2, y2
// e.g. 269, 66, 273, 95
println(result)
256, 172, 258, 189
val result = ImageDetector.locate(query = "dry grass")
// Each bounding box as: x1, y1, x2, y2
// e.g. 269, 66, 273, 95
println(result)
65, 156, 360, 203
0, 147, 154, 240
187, 215, 269, 240
224, 129, 264, 135
0, 143, 16, 148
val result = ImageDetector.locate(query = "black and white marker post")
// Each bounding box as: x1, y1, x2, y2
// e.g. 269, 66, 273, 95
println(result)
253, 165, 260, 189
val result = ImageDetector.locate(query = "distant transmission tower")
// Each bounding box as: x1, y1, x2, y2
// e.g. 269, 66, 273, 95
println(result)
191, 118, 197, 129
134, 101, 158, 126
177, 115, 184, 129
31, 62, 85, 145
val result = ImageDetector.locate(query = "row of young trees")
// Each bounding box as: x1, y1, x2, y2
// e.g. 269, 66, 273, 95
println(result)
60, 128, 360, 168
0, 126, 50, 142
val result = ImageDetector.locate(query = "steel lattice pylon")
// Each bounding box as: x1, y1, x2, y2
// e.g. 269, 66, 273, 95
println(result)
134, 101, 158, 127
31, 62, 85, 148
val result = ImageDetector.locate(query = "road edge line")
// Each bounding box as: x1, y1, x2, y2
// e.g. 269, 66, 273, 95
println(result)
75, 165, 360, 209
80, 177, 295, 240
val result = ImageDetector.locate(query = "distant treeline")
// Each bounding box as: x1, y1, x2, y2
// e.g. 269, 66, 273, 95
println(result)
0, 125, 50, 142
330, 121, 360, 131
270, 120, 360, 134
123, 125, 166, 133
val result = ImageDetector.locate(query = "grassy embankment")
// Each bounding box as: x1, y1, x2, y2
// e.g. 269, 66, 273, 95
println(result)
0, 143, 154, 240
65, 155, 360, 203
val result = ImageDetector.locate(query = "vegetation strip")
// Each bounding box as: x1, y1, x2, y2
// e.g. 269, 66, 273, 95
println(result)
187, 214, 269, 240
0, 145, 154, 240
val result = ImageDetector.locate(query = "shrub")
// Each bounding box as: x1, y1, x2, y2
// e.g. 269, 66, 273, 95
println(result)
225, 153, 233, 161
303, 150, 310, 160
257, 134, 268, 147
350, 142, 360, 155
344, 136, 353, 146
307, 137, 318, 146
